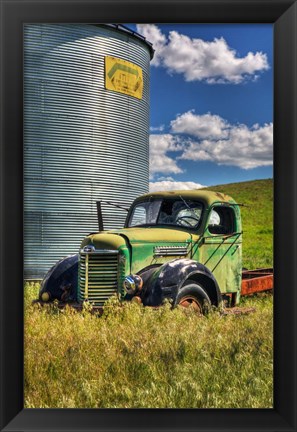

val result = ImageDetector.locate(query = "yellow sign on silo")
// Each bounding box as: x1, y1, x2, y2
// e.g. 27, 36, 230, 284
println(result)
105, 56, 143, 100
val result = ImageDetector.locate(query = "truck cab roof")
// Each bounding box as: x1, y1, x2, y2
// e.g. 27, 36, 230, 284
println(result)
135, 189, 237, 208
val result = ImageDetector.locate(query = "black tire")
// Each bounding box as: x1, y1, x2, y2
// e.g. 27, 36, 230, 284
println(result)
175, 280, 211, 315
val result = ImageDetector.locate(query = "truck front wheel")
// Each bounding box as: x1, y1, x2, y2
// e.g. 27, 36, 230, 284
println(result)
176, 281, 211, 315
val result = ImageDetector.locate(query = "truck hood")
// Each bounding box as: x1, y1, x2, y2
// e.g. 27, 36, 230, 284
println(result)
82, 227, 194, 250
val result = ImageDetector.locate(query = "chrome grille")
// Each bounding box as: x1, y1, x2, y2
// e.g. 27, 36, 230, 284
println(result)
79, 252, 118, 306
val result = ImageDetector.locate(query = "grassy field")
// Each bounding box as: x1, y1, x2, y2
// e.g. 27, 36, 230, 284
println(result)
24, 179, 273, 408
25, 285, 272, 408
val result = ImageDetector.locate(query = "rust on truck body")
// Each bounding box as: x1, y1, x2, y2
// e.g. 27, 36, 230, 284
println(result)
241, 268, 273, 296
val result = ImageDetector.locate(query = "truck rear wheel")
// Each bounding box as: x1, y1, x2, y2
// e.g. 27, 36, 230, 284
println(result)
176, 281, 211, 315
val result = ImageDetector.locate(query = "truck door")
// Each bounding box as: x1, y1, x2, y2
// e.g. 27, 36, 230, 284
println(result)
198, 204, 242, 295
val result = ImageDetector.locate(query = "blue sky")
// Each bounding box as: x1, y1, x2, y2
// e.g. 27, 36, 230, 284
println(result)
130, 24, 273, 191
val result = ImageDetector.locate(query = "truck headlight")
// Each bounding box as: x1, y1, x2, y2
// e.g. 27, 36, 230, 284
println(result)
41, 291, 50, 302
123, 274, 143, 295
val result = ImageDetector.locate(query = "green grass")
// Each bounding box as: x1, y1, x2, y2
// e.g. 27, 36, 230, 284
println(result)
204, 179, 273, 269
24, 179, 273, 408
25, 283, 273, 408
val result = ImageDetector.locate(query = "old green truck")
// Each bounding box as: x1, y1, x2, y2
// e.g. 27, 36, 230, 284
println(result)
38, 189, 273, 313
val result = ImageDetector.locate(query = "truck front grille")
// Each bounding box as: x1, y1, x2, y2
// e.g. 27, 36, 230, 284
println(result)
79, 252, 118, 306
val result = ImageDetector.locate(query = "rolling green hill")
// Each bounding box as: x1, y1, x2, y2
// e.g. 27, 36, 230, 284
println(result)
203, 179, 273, 269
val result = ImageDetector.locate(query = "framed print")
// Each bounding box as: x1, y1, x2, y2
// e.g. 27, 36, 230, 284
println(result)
0, 0, 296, 431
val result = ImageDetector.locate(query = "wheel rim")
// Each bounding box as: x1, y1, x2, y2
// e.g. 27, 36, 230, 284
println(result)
179, 295, 202, 313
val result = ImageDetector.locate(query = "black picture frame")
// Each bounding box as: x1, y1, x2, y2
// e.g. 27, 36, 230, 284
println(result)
0, 1, 296, 431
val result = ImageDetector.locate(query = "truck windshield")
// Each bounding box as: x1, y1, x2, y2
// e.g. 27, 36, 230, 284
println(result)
127, 198, 203, 229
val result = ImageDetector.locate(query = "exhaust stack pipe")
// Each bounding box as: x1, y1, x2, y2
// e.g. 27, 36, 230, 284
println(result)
96, 201, 104, 231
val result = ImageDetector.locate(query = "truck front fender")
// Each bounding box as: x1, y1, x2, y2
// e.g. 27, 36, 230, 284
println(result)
140, 259, 222, 307
39, 254, 78, 302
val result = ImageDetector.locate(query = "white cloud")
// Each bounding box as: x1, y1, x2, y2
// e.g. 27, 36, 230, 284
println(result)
150, 124, 165, 132
149, 181, 205, 192
136, 24, 167, 66
156, 176, 175, 181
171, 110, 230, 139
149, 112, 273, 175
149, 134, 184, 177
177, 113, 273, 169
137, 24, 269, 84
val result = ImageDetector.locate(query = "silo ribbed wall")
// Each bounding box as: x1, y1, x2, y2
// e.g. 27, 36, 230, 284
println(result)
24, 24, 152, 278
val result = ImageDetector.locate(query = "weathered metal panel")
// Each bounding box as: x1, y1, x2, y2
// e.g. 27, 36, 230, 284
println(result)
241, 268, 273, 295
24, 24, 152, 278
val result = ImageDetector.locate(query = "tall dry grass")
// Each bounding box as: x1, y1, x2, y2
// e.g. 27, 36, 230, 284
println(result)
25, 283, 273, 408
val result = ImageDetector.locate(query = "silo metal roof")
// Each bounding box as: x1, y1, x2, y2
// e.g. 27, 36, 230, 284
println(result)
93, 24, 155, 59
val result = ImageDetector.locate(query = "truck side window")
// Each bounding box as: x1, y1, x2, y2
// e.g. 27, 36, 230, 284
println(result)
208, 206, 235, 235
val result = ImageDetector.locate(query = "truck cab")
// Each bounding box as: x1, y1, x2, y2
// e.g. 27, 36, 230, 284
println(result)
39, 190, 243, 313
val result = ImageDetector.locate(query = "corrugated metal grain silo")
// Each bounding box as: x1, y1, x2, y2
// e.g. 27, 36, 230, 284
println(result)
24, 24, 154, 278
